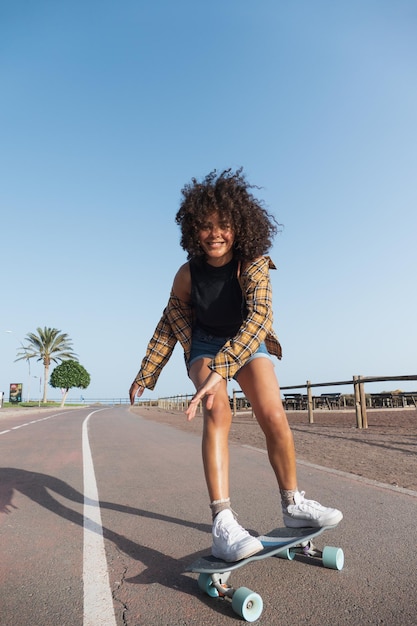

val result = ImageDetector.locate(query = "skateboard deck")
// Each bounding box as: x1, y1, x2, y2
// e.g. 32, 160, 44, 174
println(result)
187, 525, 343, 622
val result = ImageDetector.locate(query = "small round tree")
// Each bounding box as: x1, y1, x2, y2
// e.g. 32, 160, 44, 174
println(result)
50, 360, 91, 407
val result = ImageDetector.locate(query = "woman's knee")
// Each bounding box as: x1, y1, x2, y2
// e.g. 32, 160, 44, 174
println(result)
204, 401, 232, 426
256, 406, 290, 437
202, 393, 232, 429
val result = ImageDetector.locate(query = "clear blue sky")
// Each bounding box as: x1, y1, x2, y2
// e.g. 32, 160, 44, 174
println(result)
1, 0, 416, 401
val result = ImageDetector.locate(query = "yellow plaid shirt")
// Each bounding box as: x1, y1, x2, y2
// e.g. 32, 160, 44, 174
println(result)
134, 256, 282, 390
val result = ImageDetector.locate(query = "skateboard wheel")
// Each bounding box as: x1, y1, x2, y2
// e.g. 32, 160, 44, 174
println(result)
276, 547, 295, 561
322, 546, 344, 570
198, 573, 219, 597
232, 587, 263, 622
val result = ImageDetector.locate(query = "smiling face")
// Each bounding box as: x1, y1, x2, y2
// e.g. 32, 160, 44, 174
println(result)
198, 212, 235, 266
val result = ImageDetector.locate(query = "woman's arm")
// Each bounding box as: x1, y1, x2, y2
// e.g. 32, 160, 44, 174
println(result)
172, 262, 191, 302
130, 263, 192, 403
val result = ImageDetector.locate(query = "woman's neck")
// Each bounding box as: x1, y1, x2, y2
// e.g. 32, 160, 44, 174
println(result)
204, 251, 234, 267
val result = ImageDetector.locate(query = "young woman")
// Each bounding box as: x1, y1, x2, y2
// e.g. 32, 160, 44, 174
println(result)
130, 169, 342, 562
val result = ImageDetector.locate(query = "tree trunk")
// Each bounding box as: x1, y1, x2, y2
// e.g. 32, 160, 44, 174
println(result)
60, 389, 69, 408
43, 363, 49, 403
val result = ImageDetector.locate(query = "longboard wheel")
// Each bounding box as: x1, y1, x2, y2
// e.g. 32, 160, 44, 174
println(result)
276, 547, 295, 560
198, 573, 219, 597
231, 587, 263, 622
322, 546, 344, 570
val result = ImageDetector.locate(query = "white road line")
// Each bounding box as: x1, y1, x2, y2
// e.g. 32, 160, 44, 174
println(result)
82, 410, 117, 626
0, 411, 69, 437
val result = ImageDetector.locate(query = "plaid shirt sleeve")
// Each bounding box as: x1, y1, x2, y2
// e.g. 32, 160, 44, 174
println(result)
209, 256, 282, 380
134, 293, 193, 390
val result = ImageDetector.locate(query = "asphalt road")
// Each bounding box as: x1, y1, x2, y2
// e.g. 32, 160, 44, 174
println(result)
0, 405, 416, 625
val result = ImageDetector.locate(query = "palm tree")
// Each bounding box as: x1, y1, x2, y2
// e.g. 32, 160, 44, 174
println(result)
15, 327, 78, 403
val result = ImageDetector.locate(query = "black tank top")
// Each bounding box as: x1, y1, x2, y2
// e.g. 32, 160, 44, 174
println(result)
189, 257, 246, 337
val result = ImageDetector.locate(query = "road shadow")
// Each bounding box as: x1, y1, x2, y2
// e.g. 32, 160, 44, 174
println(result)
0, 467, 239, 620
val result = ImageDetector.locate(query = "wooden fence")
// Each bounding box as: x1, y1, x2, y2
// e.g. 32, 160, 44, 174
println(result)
149, 374, 417, 430
233, 374, 417, 429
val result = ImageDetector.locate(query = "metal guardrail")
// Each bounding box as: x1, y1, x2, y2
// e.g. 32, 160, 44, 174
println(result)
25, 398, 133, 406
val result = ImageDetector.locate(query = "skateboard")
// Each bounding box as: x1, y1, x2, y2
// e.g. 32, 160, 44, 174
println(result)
187, 525, 344, 622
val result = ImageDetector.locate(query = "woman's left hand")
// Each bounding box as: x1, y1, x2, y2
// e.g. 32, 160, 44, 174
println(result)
185, 371, 223, 421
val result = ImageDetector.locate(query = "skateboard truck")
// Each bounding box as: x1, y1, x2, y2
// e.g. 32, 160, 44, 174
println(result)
198, 571, 264, 622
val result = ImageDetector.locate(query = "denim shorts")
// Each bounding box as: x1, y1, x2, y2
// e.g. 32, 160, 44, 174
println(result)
188, 326, 273, 376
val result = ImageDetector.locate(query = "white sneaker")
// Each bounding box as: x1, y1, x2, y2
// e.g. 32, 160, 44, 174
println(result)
211, 509, 263, 562
283, 491, 343, 528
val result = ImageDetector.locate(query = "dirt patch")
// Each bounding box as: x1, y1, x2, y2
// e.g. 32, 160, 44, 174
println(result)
131, 406, 417, 492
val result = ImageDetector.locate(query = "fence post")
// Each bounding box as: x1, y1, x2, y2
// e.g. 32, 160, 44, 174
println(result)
233, 389, 237, 417
307, 380, 314, 424
353, 376, 362, 429
358, 376, 368, 429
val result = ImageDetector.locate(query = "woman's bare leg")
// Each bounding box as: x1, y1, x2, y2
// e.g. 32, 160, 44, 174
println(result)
236, 357, 343, 528
235, 357, 298, 491
188, 357, 264, 560
188, 357, 232, 502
